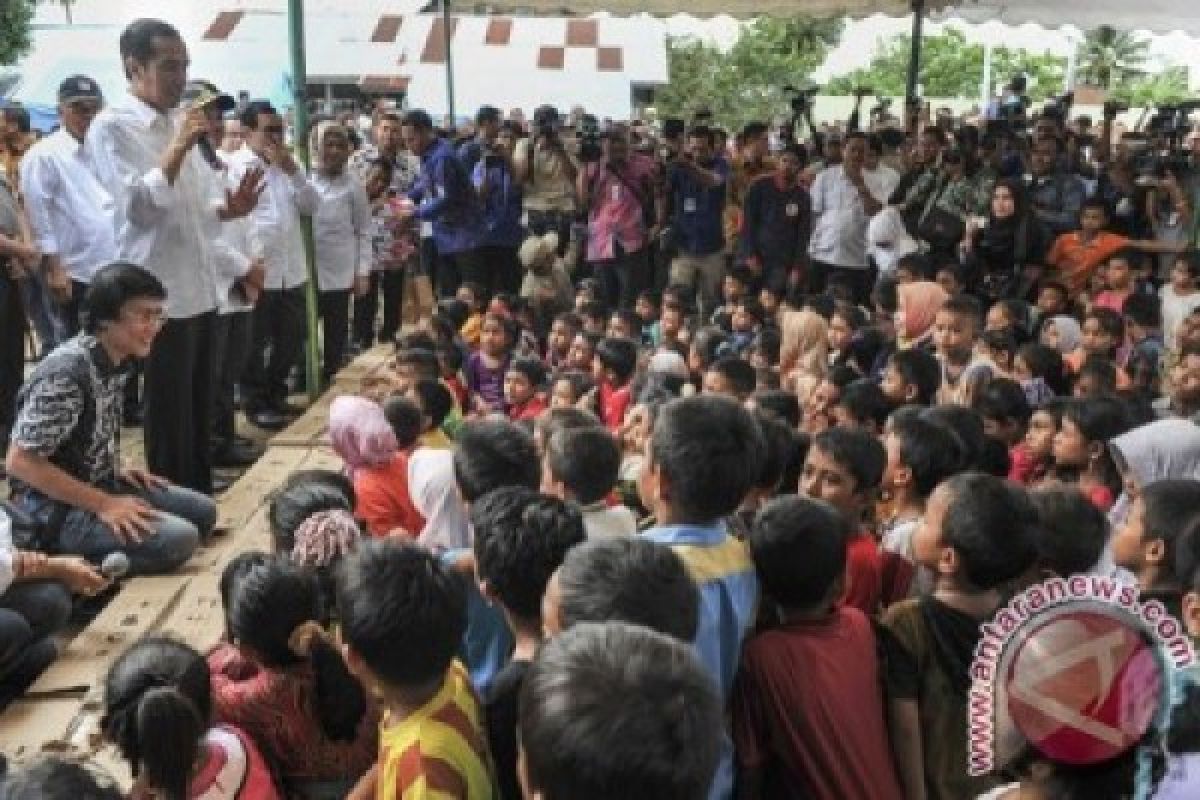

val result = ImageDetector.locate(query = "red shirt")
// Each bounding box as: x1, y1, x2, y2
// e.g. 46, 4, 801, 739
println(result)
599, 381, 632, 432
354, 452, 426, 537
844, 533, 884, 616
732, 607, 904, 800
508, 394, 548, 422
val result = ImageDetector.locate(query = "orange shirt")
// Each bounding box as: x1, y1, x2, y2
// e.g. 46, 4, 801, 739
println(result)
1064, 349, 1132, 390
353, 452, 426, 538
1046, 231, 1129, 294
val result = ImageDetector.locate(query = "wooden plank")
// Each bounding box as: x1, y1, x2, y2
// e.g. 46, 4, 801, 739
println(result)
0, 697, 81, 761
270, 345, 390, 448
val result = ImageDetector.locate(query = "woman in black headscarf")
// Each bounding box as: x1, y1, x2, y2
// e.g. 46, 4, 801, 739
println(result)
961, 177, 1051, 302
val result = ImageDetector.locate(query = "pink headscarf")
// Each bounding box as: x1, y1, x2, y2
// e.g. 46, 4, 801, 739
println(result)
329, 395, 398, 476
897, 281, 949, 345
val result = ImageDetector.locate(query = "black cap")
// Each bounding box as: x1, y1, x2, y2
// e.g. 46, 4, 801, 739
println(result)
181, 80, 235, 112
57, 74, 102, 105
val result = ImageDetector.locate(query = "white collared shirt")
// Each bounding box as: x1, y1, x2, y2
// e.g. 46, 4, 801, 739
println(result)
203, 158, 258, 314
225, 144, 317, 290
20, 129, 117, 284
311, 169, 371, 291
808, 164, 891, 269
83, 93, 221, 318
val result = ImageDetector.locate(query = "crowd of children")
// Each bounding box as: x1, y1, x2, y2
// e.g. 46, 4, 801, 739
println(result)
11, 241, 1200, 799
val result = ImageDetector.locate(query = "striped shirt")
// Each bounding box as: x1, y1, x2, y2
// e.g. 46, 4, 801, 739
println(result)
377, 661, 495, 800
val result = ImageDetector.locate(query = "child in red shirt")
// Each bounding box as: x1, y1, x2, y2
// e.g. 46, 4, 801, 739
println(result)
505, 357, 549, 422
592, 337, 638, 433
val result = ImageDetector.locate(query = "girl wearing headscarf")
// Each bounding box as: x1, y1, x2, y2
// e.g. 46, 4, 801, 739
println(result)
328, 395, 424, 538
963, 178, 1051, 302
779, 309, 829, 398
1108, 418, 1200, 526
1039, 314, 1082, 357
407, 447, 471, 552
896, 280, 948, 349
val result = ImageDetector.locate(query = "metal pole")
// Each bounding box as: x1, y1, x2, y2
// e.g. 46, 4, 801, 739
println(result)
443, 0, 456, 122
287, 0, 322, 400
905, 0, 925, 133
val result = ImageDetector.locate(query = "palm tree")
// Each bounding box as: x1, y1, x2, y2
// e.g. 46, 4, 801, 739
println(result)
1077, 25, 1149, 89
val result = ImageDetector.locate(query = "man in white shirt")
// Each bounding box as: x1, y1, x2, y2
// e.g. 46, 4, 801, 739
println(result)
807, 131, 890, 305
226, 100, 318, 430
21, 75, 117, 337
84, 19, 262, 494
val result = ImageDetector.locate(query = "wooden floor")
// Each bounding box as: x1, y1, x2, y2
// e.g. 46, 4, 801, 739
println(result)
0, 345, 390, 782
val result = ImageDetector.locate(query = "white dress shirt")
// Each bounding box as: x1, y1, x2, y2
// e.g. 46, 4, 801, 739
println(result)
808, 164, 891, 269
204, 159, 259, 315
225, 145, 317, 290
84, 93, 221, 319
311, 169, 371, 291
20, 129, 117, 284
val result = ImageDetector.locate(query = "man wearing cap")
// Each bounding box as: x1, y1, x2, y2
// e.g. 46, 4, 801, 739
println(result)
20, 75, 117, 336
84, 18, 263, 494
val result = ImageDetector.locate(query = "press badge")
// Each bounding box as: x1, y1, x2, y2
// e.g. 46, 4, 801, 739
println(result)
785, 203, 800, 218
683, 197, 698, 214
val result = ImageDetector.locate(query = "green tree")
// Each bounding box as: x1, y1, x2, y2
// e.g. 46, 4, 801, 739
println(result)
1077, 25, 1149, 90
0, 0, 35, 65
655, 16, 843, 130
825, 28, 1066, 101
1110, 66, 1191, 107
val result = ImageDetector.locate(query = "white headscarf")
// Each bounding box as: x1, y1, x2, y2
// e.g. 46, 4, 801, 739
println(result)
867, 207, 920, 273
407, 447, 470, 551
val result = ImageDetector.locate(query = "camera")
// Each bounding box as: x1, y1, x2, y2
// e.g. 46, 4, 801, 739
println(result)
533, 105, 560, 139
577, 113, 603, 163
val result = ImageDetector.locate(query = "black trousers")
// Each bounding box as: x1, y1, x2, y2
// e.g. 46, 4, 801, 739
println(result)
353, 271, 404, 347
318, 288, 351, 387
592, 246, 650, 310
143, 311, 215, 494
211, 310, 254, 444
464, 244, 521, 298
809, 260, 876, 306
0, 267, 25, 449
242, 286, 306, 413
63, 279, 87, 338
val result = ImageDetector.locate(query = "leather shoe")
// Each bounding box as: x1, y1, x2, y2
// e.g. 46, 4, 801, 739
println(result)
249, 410, 287, 431
212, 441, 263, 468
211, 475, 234, 494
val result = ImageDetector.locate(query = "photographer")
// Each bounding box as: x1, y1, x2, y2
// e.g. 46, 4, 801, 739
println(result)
666, 125, 730, 316
1027, 136, 1086, 237
514, 105, 578, 255
576, 123, 662, 310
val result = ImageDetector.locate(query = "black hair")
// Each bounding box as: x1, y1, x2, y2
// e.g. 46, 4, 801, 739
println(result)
409, 379, 453, 429
611, 309, 643, 338
888, 414, 962, 498
974, 377, 1032, 426
1085, 307, 1125, 351
938, 472, 1038, 590
0, 758, 122, 800
336, 540, 466, 688
549, 370, 596, 405
436, 342, 464, 373
534, 406, 603, 450
471, 487, 584, 621
397, 330, 439, 352
401, 109, 434, 131
475, 105, 501, 125
980, 329, 1019, 364
935, 262, 964, 285
3, 106, 30, 135
1123, 292, 1162, 329
438, 298, 470, 329
221, 557, 366, 741
1140, 480, 1200, 578
749, 328, 781, 366
119, 18, 181, 79
555, 538, 699, 642
1017, 342, 1069, 397
941, 293, 983, 327
826, 363, 860, 390
507, 355, 548, 388
1037, 279, 1070, 300
1060, 396, 1132, 494
689, 326, 730, 371
546, 427, 621, 505
707, 356, 756, 398
1029, 488, 1109, 577
889, 349, 941, 406
238, 100, 278, 131
453, 418, 541, 503
751, 496, 850, 610
382, 395, 422, 450
836, 379, 890, 430
921, 405, 988, 472
1109, 246, 1146, 271
873, 275, 899, 314
552, 311, 583, 332
750, 410, 792, 493
1076, 355, 1117, 395
1175, 515, 1200, 592
734, 296, 766, 325
518, 622, 721, 800
595, 337, 638, 383
394, 348, 440, 380
811, 427, 886, 492
102, 637, 211, 800
83, 262, 166, 334
268, 471, 355, 554
753, 389, 800, 428
650, 395, 765, 523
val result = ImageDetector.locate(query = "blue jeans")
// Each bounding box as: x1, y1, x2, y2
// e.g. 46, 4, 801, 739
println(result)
18, 482, 214, 576
0, 580, 72, 707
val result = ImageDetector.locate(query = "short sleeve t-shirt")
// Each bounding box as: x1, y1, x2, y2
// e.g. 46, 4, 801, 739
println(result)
732, 607, 904, 800
354, 452, 427, 538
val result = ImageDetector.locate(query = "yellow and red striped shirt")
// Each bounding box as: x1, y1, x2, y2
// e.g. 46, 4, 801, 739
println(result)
377, 660, 495, 800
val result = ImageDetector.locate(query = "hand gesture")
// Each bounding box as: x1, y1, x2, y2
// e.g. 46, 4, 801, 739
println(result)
174, 108, 210, 152
353, 275, 370, 297
45, 259, 71, 304
97, 495, 160, 543
121, 467, 169, 492
13, 550, 49, 579
225, 166, 266, 219
264, 140, 298, 175
48, 556, 109, 596
244, 257, 266, 291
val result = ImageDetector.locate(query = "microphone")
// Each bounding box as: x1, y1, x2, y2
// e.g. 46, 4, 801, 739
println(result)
196, 133, 221, 171
100, 551, 131, 581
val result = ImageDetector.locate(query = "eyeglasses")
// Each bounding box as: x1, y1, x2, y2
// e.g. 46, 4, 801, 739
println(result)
123, 308, 168, 326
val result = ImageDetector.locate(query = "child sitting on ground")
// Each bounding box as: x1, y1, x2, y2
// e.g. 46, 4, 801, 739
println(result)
338, 541, 493, 799
734, 496, 904, 800
405, 379, 454, 449
1123, 292, 1166, 398
934, 294, 994, 406
466, 313, 516, 415
1013, 397, 1067, 486
471, 487, 585, 800
1066, 307, 1131, 389
1113, 479, 1200, 619
503, 356, 548, 422
592, 337, 638, 433
1028, 487, 1110, 579
702, 356, 757, 402
879, 413, 961, 567
882, 473, 1038, 800
1051, 396, 1133, 512
542, 426, 637, 539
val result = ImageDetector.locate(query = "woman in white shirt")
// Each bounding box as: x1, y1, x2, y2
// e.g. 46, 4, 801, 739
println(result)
311, 122, 371, 386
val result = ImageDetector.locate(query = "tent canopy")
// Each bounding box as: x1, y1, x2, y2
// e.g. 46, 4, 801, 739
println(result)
459, 1, 930, 19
